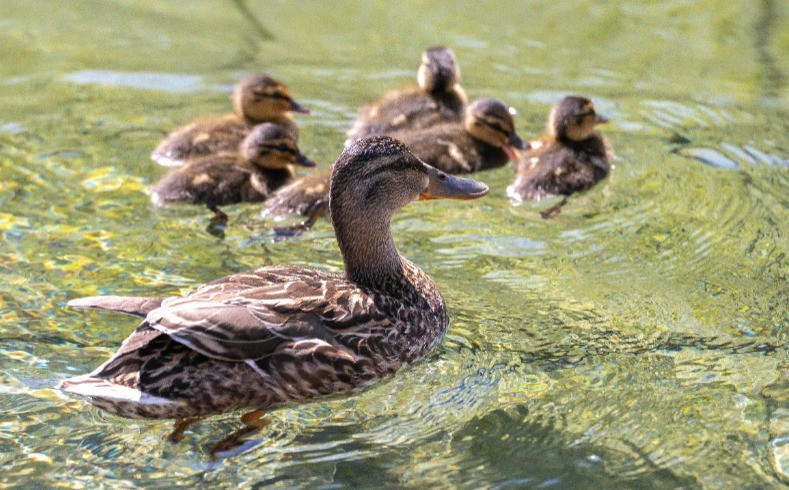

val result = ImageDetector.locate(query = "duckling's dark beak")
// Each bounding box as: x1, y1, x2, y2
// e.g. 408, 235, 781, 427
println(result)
595, 114, 609, 125
503, 133, 529, 162
295, 152, 316, 167
289, 99, 310, 114
508, 132, 530, 150
420, 165, 489, 201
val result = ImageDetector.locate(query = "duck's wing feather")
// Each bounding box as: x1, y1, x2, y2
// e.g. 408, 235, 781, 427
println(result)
68, 296, 165, 318
144, 266, 384, 363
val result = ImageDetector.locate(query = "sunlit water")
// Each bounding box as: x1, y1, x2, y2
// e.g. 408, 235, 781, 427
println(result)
1, 1, 787, 488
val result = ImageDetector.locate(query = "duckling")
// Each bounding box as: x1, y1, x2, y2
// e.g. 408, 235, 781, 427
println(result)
346, 46, 467, 144
507, 95, 612, 202
151, 75, 309, 167
261, 169, 332, 233
150, 122, 315, 220
391, 98, 529, 174
58, 136, 488, 453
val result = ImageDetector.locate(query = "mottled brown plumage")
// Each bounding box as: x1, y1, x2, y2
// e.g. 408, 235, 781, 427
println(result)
150, 123, 314, 215
151, 75, 309, 167
391, 98, 528, 174
346, 46, 467, 144
58, 136, 488, 422
261, 169, 332, 226
508, 96, 612, 201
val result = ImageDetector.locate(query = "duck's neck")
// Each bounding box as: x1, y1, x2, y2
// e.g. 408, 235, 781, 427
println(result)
332, 205, 404, 290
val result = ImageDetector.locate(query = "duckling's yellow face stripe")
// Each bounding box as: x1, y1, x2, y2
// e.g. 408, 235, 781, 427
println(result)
566, 103, 601, 141
468, 113, 514, 147
244, 85, 298, 119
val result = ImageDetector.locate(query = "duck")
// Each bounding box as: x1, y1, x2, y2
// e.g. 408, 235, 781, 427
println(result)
150, 122, 315, 220
261, 169, 332, 233
58, 136, 489, 443
507, 95, 612, 202
151, 75, 309, 167
391, 98, 529, 174
346, 46, 467, 144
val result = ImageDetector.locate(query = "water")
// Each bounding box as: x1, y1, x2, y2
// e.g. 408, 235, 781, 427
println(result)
1, 1, 787, 488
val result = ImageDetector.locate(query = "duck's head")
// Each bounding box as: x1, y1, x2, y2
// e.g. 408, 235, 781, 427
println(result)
464, 98, 529, 160
233, 75, 310, 122
417, 46, 461, 93
548, 96, 608, 142
330, 136, 488, 285
240, 123, 315, 170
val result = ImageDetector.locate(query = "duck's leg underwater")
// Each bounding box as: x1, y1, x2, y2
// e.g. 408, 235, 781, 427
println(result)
540, 196, 568, 220
273, 198, 328, 239
206, 201, 229, 238
209, 410, 269, 460
165, 417, 203, 443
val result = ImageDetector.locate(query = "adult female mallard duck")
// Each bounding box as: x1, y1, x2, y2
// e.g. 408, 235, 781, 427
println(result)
151, 75, 309, 167
391, 98, 529, 174
346, 46, 467, 144
507, 95, 612, 202
58, 136, 488, 443
150, 122, 314, 223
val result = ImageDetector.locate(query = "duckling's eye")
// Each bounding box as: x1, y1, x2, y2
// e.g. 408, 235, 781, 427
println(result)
437, 172, 448, 181
277, 144, 294, 153
483, 119, 509, 135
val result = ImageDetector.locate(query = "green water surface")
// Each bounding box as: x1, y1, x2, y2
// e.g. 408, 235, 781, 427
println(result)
1, 1, 787, 488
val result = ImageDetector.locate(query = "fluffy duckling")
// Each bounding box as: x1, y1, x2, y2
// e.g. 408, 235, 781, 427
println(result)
346, 46, 467, 144
151, 75, 309, 167
391, 98, 528, 174
150, 122, 315, 219
507, 96, 612, 202
59, 137, 488, 451
261, 169, 332, 232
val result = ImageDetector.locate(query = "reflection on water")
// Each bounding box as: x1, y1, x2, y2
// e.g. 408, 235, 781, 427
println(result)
0, 0, 787, 488
62, 71, 206, 93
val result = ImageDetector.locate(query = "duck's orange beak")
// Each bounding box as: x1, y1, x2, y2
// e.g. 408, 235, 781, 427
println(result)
419, 165, 489, 201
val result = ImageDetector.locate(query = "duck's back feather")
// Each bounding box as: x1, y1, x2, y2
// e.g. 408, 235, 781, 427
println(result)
347, 87, 465, 143
392, 124, 509, 174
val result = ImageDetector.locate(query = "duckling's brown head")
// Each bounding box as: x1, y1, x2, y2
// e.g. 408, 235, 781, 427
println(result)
548, 96, 608, 142
233, 75, 310, 122
464, 98, 529, 158
240, 123, 315, 170
417, 46, 461, 93
330, 136, 488, 284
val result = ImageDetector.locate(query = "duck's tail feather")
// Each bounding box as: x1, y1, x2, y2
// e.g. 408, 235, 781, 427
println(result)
57, 376, 180, 417
67, 296, 165, 318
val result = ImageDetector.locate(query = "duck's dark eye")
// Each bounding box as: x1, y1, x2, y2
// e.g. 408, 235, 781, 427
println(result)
438, 173, 448, 181
277, 144, 293, 153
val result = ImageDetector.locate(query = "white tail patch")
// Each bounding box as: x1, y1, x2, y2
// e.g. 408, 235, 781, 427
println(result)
151, 153, 183, 168
58, 378, 176, 406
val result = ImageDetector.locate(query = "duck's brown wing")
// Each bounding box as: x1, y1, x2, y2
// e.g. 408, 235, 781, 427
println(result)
68, 296, 165, 318
144, 266, 384, 363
